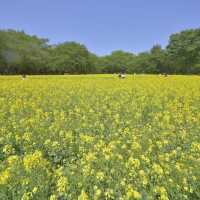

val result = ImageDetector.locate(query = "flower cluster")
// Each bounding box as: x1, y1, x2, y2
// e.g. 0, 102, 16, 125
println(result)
0, 75, 199, 199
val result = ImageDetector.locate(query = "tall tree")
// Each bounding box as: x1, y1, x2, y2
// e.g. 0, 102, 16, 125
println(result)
98, 50, 135, 73
0, 29, 50, 74
49, 42, 94, 74
167, 28, 200, 74
150, 44, 169, 73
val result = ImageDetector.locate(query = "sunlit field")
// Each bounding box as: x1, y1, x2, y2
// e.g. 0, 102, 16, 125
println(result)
0, 75, 200, 200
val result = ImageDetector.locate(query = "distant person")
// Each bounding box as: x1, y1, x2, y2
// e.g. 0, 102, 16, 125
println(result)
118, 72, 126, 79
21, 74, 27, 80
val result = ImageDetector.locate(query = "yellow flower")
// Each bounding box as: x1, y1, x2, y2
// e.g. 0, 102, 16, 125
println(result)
3, 144, 15, 155
21, 192, 32, 200
152, 163, 164, 175
120, 179, 126, 186
57, 176, 68, 193
105, 189, 114, 198
32, 187, 38, 193
175, 162, 181, 171
85, 152, 96, 162
191, 142, 200, 152
126, 186, 141, 199
127, 157, 140, 169
0, 169, 10, 185
80, 135, 94, 143
23, 150, 48, 172
49, 195, 57, 200
132, 142, 141, 151
78, 190, 89, 200
141, 155, 150, 164
94, 188, 101, 199
154, 186, 169, 200
96, 171, 104, 181
7, 155, 19, 165
139, 170, 145, 176
23, 132, 32, 142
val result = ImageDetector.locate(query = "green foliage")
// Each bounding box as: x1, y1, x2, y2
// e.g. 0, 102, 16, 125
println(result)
0, 30, 50, 74
97, 50, 135, 73
49, 42, 94, 74
167, 28, 200, 74
1, 28, 200, 74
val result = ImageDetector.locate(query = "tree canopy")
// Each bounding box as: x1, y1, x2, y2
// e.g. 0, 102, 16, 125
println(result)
167, 28, 200, 74
0, 28, 200, 74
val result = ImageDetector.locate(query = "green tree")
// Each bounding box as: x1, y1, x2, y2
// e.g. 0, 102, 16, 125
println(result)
98, 50, 135, 73
133, 52, 156, 73
167, 28, 200, 74
0, 29, 50, 74
49, 42, 94, 74
0, 34, 6, 73
150, 44, 171, 73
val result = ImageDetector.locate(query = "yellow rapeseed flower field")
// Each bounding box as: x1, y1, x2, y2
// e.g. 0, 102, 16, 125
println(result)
0, 74, 200, 199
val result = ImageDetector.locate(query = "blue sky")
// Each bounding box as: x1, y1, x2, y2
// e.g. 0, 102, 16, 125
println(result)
0, 0, 200, 55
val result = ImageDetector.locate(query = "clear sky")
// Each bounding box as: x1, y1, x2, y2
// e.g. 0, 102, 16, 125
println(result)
0, 0, 200, 55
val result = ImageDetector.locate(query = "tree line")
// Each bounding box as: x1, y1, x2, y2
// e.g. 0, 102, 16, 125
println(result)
0, 28, 200, 75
